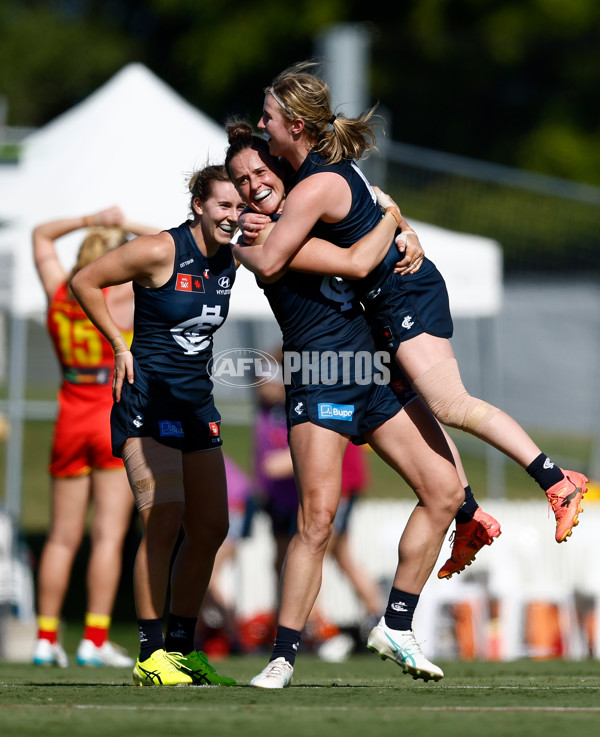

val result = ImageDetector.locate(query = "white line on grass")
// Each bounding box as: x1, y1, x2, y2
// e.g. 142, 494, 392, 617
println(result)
3, 704, 600, 714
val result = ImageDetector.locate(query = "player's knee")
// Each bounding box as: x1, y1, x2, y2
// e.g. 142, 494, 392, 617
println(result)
47, 531, 83, 553
447, 478, 466, 515
191, 517, 229, 553
122, 437, 184, 513
413, 361, 499, 434
298, 506, 336, 553
431, 394, 492, 432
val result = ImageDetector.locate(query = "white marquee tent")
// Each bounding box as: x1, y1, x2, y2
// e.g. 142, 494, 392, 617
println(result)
0, 63, 503, 521
0, 61, 502, 320
0, 62, 274, 319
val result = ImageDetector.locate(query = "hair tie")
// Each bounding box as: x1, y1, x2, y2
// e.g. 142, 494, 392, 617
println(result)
329, 114, 337, 124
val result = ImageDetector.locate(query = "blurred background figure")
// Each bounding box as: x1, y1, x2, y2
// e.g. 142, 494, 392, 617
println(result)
253, 356, 299, 584
31, 207, 155, 667
195, 454, 255, 657
316, 441, 384, 662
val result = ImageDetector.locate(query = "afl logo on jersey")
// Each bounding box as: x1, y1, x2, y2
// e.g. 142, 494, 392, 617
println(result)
218, 276, 231, 289
175, 273, 205, 293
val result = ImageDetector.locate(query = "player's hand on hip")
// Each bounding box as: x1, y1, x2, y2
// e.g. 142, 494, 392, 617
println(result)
113, 350, 134, 402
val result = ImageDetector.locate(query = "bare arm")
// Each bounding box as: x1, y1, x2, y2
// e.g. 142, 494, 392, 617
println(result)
32, 206, 159, 302
232, 222, 287, 283
121, 219, 161, 237
238, 179, 423, 279
240, 173, 352, 279
289, 210, 399, 278
32, 212, 111, 302
71, 232, 173, 400
105, 282, 134, 334
373, 190, 424, 276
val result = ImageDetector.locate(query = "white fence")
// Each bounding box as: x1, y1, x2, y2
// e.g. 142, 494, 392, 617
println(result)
220, 498, 600, 661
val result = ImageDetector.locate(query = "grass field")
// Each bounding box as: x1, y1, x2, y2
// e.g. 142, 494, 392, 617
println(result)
2, 654, 600, 737
3, 408, 598, 736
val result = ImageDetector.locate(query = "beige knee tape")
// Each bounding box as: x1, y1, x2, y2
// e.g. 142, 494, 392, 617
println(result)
413, 357, 500, 435
121, 437, 184, 511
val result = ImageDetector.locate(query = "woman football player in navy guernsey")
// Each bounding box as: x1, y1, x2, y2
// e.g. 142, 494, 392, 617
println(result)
72, 165, 243, 687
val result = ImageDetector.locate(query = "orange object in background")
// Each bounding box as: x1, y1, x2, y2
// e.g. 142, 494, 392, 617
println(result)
526, 601, 563, 659
452, 602, 477, 660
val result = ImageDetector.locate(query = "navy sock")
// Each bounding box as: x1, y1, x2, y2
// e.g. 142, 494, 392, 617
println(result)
138, 618, 164, 662
164, 613, 197, 655
526, 453, 564, 492
384, 588, 420, 631
455, 485, 479, 524
270, 625, 302, 666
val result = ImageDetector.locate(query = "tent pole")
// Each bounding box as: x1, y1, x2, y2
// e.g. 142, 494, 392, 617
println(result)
5, 311, 27, 523
479, 315, 505, 499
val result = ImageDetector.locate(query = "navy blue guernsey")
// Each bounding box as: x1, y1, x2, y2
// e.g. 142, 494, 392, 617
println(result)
254, 216, 380, 383
289, 151, 400, 297
130, 221, 236, 403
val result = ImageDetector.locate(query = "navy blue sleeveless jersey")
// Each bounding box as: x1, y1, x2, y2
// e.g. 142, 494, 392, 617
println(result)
252, 217, 415, 442
291, 149, 451, 352
256, 215, 373, 366
289, 151, 399, 296
111, 221, 236, 454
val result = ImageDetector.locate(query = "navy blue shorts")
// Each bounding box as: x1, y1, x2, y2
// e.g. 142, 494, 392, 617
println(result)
111, 361, 223, 456
285, 374, 416, 445
364, 258, 454, 354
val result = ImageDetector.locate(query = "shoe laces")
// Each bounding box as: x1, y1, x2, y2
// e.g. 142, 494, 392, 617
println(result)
164, 651, 191, 672
266, 659, 291, 678
397, 630, 426, 657
448, 523, 480, 553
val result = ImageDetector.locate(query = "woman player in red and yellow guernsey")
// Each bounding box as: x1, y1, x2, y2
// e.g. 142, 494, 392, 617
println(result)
32, 206, 157, 667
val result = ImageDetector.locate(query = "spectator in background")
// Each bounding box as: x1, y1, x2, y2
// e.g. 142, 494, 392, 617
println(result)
253, 360, 299, 580
195, 454, 255, 656
333, 443, 383, 623
31, 207, 155, 667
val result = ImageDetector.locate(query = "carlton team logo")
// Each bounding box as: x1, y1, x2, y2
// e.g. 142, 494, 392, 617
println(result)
175, 273, 205, 292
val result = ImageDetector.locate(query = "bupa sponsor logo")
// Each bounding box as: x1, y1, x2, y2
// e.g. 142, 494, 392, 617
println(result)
159, 420, 184, 437
175, 273, 204, 292
208, 348, 279, 388
317, 403, 355, 421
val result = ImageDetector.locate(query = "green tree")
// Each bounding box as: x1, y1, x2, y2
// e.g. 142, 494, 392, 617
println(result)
1, 0, 600, 185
